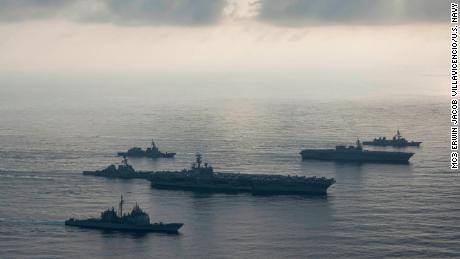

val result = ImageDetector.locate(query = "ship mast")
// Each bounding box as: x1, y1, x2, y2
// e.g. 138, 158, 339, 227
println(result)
119, 195, 124, 217
151, 139, 158, 151
196, 153, 202, 168
122, 156, 128, 166
356, 138, 362, 149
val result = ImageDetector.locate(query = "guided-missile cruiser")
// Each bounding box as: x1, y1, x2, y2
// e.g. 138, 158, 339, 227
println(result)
65, 196, 183, 233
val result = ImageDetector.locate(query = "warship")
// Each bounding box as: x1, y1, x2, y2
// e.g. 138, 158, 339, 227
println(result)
362, 130, 422, 147
150, 154, 335, 195
65, 196, 183, 233
117, 140, 176, 158
83, 156, 152, 180
300, 139, 414, 164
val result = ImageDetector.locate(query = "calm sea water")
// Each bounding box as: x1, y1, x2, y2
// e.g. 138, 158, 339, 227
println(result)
0, 95, 458, 258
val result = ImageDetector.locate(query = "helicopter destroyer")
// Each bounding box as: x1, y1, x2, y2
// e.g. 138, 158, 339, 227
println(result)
65, 196, 183, 233
117, 140, 176, 158
362, 130, 422, 147
83, 155, 335, 195
300, 139, 414, 164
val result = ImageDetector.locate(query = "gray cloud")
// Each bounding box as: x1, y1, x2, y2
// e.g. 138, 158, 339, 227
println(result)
0, 0, 74, 21
257, 0, 454, 26
0, 0, 227, 26
0, 0, 454, 27
102, 0, 226, 26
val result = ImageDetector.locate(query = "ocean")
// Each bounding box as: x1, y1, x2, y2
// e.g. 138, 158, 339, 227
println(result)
0, 94, 458, 258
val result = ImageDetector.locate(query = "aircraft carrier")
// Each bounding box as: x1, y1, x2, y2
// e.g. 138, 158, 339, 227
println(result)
150, 154, 335, 195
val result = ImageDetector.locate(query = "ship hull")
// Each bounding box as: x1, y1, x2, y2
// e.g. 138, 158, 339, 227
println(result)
83, 170, 153, 179
151, 181, 250, 193
65, 219, 183, 233
300, 149, 413, 164
251, 184, 330, 195
150, 180, 332, 196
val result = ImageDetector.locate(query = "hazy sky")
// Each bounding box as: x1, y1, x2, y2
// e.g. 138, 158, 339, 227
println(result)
0, 0, 453, 100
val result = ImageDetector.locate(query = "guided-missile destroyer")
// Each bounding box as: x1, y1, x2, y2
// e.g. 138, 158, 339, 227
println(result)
362, 130, 421, 147
83, 156, 152, 179
117, 140, 176, 158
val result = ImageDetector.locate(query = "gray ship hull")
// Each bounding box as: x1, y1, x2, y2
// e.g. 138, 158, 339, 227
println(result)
65, 219, 183, 233
251, 183, 330, 195
151, 179, 332, 196
83, 170, 153, 180
300, 149, 413, 164
151, 181, 251, 193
